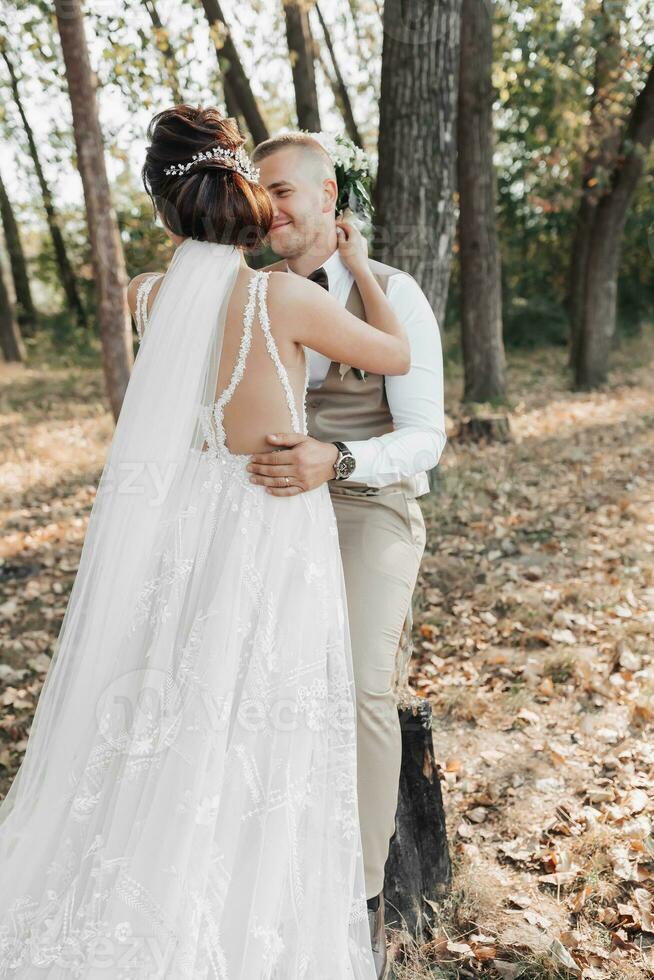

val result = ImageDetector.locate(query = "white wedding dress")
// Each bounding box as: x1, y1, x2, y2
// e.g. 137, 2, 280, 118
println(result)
0, 240, 377, 979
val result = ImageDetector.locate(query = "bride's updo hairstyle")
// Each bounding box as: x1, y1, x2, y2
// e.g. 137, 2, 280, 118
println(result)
142, 105, 273, 250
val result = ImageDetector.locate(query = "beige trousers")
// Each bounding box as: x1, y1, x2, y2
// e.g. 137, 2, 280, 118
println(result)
329, 485, 426, 899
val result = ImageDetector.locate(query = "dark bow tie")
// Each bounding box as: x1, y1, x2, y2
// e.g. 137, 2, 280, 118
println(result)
308, 266, 329, 291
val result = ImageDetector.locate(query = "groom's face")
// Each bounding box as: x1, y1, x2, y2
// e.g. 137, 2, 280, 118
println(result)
258, 148, 335, 259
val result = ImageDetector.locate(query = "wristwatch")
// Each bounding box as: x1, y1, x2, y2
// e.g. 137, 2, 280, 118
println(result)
332, 441, 356, 481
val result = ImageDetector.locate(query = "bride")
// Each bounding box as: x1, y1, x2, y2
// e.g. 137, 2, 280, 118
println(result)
0, 105, 408, 979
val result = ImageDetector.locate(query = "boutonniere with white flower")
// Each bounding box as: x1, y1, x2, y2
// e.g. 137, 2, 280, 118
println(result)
313, 133, 374, 225
307, 132, 374, 383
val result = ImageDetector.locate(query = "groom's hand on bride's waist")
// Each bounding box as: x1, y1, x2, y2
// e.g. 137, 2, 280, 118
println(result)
247, 434, 339, 496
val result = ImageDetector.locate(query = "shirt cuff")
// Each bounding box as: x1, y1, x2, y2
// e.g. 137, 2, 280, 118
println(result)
340, 439, 381, 485
341, 430, 447, 488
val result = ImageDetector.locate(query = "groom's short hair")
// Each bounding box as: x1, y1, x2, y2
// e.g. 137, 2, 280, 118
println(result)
252, 133, 335, 178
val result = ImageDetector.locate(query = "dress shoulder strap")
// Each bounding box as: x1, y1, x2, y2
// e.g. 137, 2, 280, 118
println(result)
135, 273, 164, 341
205, 270, 261, 451
255, 272, 302, 433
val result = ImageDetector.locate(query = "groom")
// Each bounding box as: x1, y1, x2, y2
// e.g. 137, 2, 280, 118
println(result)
249, 133, 446, 977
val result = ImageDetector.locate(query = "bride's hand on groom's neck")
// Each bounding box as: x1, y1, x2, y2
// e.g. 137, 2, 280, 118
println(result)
336, 220, 369, 279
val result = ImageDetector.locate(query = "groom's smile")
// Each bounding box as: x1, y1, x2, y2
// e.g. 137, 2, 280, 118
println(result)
255, 145, 335, 261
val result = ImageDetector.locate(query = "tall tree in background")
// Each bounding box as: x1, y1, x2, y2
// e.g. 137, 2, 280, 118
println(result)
568, 0, 626, 373
142, 0, 184, 104
55, 0, 133, 420
573, 61, 654, 388
283, 0, 321, 132
374, 3, 460, 930
199, 0, 270, 144
0, 42, 86, 328
457, 0, 505, 402
0, 170, 37, 333
374, 0, 462, 325
315, 4, 363, 147
0, 249, 25, 362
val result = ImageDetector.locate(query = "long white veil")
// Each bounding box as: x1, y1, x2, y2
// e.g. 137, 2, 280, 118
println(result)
0, 237, 240, 858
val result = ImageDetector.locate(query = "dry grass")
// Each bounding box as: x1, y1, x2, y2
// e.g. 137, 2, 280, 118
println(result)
1, 332, 653, 978
398, 329, 654, 978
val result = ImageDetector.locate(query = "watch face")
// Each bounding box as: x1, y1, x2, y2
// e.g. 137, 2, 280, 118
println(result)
338, 455, 356, 478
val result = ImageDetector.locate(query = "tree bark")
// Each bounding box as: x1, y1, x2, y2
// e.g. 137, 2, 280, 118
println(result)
575, 62, 654, 388
457, 0, 505, 403
283, 0, 321, 132
387, 615, 451, 934
142, 0, 184, 104
0, 170, 37, 333
315, 4, 363, 147
0, 44, 86, 328
200, 0, 269, 145
374, 0, 462, 327
385, 701, 451, 936
54, 0, 133, 420
568, 0, 625, 370
0, 249, 25, 362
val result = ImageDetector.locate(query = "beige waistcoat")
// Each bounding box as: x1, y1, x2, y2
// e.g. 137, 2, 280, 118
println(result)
263, 257, 423, 498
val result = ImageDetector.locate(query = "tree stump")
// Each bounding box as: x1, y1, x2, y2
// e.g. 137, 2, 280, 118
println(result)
385, 610, 451, 937
456, 412, 512, 444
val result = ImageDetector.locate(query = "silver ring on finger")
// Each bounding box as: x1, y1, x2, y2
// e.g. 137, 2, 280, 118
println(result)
284, 476, 290, 487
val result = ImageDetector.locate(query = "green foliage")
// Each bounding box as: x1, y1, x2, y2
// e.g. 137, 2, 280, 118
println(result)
479, 0, 654, 350
1, 0, 652, 364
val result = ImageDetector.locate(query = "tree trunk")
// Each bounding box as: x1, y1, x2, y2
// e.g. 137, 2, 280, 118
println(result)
385, 701, 451, 936
142, 0, 184, 104
200, 0, 269, 145
456, 412, 512, 444
315, 4, 363, 147
575, 62, 654, 388
567, 196, 595, 370
457, 0, 505, 404
283, 0, 321, 132
374, 0, 462, 327
567, 0, 625, 370
54, 0, 133, 421
0, 170, 37, 333
0, 250, 25, 362
0, 45, 86, 328
387, 612, 451, 934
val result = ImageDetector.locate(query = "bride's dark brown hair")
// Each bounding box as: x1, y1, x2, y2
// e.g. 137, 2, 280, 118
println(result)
142, 105, 273, 250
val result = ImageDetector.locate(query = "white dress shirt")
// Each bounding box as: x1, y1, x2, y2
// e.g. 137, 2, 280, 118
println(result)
292, 249, 447, 496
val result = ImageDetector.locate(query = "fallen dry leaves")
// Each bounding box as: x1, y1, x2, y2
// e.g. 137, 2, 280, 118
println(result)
1, 335, 653, 978
407, 337, 654, 978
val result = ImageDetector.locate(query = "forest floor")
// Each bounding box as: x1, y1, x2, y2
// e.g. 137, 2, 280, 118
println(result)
0, 332, 653, 978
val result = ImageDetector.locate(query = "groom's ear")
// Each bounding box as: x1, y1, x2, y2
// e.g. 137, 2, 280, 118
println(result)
321, 177, 338, 214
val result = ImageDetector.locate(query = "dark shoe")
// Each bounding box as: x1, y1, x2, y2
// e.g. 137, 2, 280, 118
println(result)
367, 891, 389, 979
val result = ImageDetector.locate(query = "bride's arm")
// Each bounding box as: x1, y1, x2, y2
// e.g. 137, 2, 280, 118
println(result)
127, 273, 164, 339
271, 224, 410, 376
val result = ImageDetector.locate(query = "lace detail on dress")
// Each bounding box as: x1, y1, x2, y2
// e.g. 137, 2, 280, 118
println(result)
301, 346, 310, 436
199, 270, 309, 457
208, 270, 260, 451
255, 271, 302, 433
135, 273, 164, 341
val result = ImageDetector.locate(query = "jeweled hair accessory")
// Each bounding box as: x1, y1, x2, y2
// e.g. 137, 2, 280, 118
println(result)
163, 145, 260, 183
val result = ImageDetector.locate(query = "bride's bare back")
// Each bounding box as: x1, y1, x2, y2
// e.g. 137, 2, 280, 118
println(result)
129, 239, 410, 456
131, 265, 309, 455
215, 266, 308, 453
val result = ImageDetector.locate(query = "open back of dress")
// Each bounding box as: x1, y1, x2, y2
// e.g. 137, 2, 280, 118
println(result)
137, 268, 310, 456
